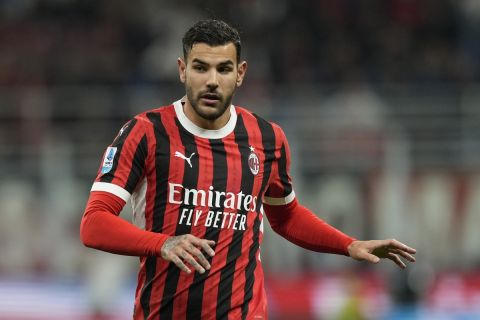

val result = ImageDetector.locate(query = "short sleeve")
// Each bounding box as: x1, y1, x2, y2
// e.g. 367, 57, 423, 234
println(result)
91, 117, 148, 202
263, 126, 296, 205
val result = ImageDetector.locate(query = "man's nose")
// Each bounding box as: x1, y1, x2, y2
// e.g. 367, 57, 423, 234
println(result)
206, 70, 219, 89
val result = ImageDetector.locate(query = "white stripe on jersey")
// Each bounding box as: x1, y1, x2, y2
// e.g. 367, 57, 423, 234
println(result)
263, 190, 296, 205
91, 182, 131, 202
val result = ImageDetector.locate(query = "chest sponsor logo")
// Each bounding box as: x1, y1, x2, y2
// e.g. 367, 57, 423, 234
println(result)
169, 183, 258, 231
101, 147, 117, 174
179, 208, 247, 231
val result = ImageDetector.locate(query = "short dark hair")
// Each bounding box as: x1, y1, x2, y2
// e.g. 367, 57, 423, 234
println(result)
182, 19, 241, 62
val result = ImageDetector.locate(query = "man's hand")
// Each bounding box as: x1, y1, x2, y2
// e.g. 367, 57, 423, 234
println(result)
160, 234, 216, 274
347, 239, 416, 269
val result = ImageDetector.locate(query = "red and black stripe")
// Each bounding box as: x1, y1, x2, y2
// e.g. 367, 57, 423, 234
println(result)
125, 135, 148, 193
215, 115, 255, 319
187, 136, 230, 319
241, 115, 276, 319
185, 136, 217, 320
159, 120, 200, 320
278, 143, 292, 197
140, 112, 170, 319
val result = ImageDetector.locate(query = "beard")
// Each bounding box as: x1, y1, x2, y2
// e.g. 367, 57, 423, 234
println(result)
185, 84, 234, 121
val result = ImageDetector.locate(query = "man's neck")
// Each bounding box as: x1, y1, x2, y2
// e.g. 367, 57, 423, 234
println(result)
182, 98, 231, 130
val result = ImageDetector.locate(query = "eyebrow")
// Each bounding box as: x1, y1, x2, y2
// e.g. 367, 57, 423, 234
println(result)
192, 58, 234, 66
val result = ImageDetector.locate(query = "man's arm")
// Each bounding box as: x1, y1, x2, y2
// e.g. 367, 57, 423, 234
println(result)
80, 191, 168, 256
263, 199, 355, 255
263, 199, 416, 268
263, 124, 416, 268
80, 191, 215, 274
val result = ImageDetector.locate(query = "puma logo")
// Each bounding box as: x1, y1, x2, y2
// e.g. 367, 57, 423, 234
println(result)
174, 151, 195, 168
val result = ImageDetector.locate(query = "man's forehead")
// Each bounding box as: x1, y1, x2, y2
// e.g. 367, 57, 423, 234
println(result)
187, 43, 237, 63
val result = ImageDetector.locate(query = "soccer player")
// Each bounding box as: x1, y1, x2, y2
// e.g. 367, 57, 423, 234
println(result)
80, 19, 416, 320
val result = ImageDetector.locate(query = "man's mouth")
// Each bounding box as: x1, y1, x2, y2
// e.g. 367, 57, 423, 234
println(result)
200, 93, 220, 105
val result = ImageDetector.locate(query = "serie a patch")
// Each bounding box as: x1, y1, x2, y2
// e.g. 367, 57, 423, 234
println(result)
101, 146, 117, 174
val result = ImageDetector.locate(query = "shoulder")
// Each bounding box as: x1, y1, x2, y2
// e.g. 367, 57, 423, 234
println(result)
122, 104, 176, 134
235, 106, 284, 133
235, 106, 287, 142
134, 104, 175, 124
113, 104, 174, 141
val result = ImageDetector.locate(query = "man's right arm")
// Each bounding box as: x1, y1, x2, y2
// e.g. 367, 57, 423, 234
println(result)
80, 191, 169, 256
80, 191, 215, 273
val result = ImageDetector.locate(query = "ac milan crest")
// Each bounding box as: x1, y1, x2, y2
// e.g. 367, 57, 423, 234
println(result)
248, 146, 260, 175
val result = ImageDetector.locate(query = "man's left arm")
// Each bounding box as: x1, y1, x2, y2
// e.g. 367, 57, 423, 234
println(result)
263, 124, 416, 268
263, 200, 416, 268
264, 199, 354, 255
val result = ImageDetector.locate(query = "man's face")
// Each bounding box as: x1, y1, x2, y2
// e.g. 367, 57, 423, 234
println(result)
178, 43, 247, 122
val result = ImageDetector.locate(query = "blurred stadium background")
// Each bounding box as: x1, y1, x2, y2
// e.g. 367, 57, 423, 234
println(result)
2, 0, 480, 319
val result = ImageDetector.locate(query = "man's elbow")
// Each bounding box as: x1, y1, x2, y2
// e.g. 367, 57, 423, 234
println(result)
269, 221, 288, 237
264, 204, 293, 236
79, 216, 96, 248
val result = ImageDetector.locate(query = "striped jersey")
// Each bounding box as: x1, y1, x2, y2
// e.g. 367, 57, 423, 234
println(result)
91, 100, 295, 320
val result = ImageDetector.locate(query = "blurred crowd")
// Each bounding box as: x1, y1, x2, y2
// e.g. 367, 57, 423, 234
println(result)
1, 0, 480, 86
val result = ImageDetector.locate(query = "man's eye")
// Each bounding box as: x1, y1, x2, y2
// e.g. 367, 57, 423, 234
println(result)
218, 67, 233, 73
193, 65, 206, 72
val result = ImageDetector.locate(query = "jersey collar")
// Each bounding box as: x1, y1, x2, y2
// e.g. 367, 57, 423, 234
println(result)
173, 99, 237, 139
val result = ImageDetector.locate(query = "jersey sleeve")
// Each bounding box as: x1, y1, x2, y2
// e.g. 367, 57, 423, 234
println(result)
91, 117, 149, 202
263, 125, 296, 205
264, 199, 355, 255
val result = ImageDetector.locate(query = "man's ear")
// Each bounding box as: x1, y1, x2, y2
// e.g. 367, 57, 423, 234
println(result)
178, 57, 186, 83
236, 61, 248, 87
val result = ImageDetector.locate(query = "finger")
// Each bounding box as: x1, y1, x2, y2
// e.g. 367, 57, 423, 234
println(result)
198, 240, 216, 257
387, 253, 406, 269
171, 255, 191, 274
186, 245, 211, 270
390, 249, 416, 262
187, 236, 216, 253
180, 250, 206, 274
388, 239, 417, 254
358, 251, 380, 264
